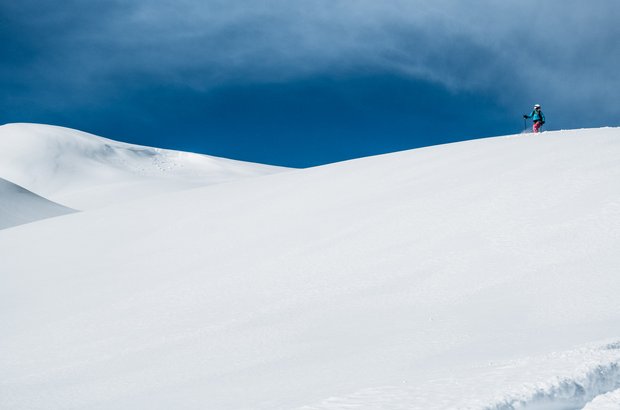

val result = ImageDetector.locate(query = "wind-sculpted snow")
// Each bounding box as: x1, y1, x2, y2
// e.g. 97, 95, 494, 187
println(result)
0, 177, 75, 229
0, 123, 287, 209
1, 127, 619, 409
583, 387, 620, 409
485, 344, 620, 410
297, 342, 620, 410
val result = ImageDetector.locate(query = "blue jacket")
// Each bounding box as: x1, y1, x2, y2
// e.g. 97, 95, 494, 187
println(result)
526, 109, 545, 123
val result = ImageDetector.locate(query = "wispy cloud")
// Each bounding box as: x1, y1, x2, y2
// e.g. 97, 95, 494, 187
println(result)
2, 0, 620, 119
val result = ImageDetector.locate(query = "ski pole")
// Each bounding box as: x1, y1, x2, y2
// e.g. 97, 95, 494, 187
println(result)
523, 118, 527, 132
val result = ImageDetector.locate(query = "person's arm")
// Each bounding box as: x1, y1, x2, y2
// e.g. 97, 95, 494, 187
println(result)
523, 110, 534, 119
540, 112, 545, 123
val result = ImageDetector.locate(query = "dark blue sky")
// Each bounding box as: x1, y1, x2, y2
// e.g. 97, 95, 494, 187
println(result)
2, 1, 619, 167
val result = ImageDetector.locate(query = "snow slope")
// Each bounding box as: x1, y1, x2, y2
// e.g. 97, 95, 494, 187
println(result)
584, 387, 620, 410
1, 127, 619, 409
0, 177, 74, 230
0, 123, 287, 210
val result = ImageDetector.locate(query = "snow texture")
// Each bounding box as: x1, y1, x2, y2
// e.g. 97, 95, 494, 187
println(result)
584, 386, 620, 410
0, 177, 75, 229
299, 342, 620, 409
1, 125, 620, 409
0, 123, 287, 210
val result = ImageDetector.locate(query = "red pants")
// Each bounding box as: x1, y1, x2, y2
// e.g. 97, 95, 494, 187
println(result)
533, 121, 543, 133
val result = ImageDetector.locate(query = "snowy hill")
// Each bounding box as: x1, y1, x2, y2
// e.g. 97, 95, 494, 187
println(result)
0, 177, 74, 229
1, 127, 619, 409
0, 123, 287, 210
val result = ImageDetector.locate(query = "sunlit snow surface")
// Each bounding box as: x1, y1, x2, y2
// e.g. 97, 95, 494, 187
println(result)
0, 123, 286, 210
1, 125, 619, 409
299, 342, 620, 409
584, 387, 620, 410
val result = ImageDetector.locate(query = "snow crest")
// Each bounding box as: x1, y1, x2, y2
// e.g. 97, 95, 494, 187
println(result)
488, 353, 620, 410
583, 387, 620, 410
0, 177, 75, 229
0, 123, 288, 209
298, 342, 620, 410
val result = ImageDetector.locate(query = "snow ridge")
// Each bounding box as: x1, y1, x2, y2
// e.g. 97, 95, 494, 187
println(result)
462, 341, 620, 410
297, 342, 620, 410
0, 177, 75, 229
583, 388, 620, 410
0, 123, 288, 209
488, 359, 620, 409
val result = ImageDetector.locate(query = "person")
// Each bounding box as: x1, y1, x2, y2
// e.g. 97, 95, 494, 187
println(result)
523, 104, 545, 133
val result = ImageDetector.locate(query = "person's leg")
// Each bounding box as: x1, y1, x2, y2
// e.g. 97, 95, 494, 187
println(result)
533, 121, 542, 133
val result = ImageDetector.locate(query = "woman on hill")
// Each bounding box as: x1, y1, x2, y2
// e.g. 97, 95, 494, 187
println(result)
524, 104, 545, 133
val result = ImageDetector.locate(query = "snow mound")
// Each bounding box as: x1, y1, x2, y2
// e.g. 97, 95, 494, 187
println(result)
0, 123, 288, 209
1, 127, 620, 409
0, 177, 74, 230
584, 387, 620, 410
298, 341, 620, 410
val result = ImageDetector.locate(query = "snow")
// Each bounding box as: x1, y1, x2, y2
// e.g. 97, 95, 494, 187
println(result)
0, 177, 75, 229
297, 342, 620, 409
1, 125, 620, 409
584, 387, 620, 410
0, 123, 287, 210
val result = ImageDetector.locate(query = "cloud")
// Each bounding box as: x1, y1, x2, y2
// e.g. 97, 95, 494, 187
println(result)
2, 0, 620, 122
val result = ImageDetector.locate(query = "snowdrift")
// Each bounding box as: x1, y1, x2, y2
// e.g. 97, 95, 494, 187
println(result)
1, 126, 619, 409
0, 123, 287, 210
0, 177, 74, 230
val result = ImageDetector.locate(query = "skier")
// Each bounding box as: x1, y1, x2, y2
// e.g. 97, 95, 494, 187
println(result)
523, 104, 545, 133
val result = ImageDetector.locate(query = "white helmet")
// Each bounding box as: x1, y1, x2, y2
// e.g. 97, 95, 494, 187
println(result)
534, 104, 541, 108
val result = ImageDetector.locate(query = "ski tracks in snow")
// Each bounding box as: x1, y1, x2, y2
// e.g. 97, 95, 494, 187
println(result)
297, 341, 620, 410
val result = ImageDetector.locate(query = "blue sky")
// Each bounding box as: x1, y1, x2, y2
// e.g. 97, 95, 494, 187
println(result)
2, 0, 619, 167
